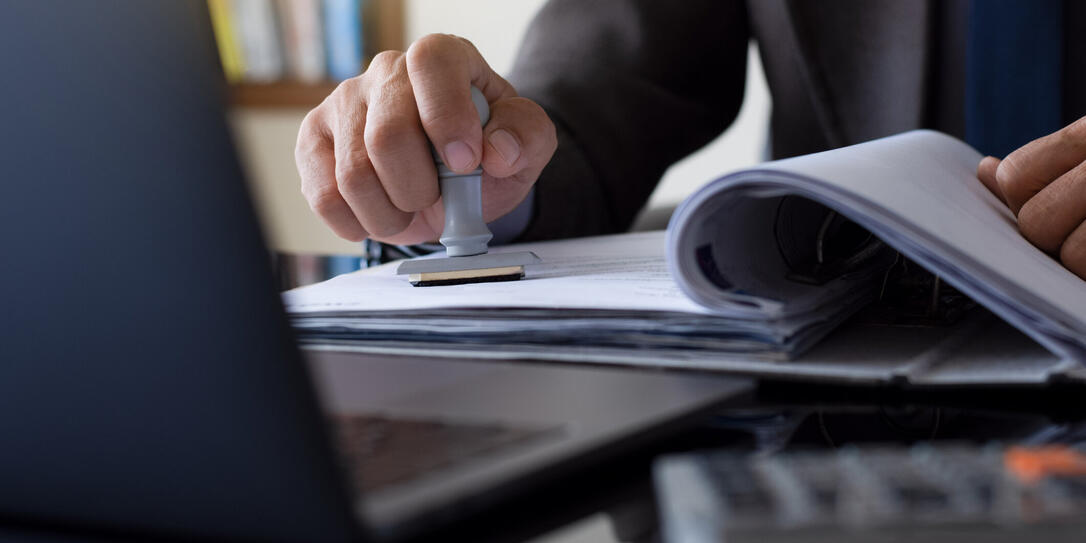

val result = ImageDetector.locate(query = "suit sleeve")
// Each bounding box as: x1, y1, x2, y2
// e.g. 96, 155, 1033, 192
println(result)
508, 0, 750, 241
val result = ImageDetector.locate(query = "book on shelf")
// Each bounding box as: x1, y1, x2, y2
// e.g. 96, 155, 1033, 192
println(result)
275, 0, 326, 83
322, 0, 364, 81
283, 130, 1086, 386
206, 0, 371, 86
207, 0, 245, 83
232, 0, 284, 82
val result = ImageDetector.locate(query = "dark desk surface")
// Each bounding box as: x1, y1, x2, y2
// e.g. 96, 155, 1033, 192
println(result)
2, 379, 1084, 543
400, 378, 1086, 543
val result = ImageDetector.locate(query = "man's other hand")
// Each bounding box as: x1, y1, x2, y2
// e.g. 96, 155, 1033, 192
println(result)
978, 116, 1086, 280
295, 34, 557, 245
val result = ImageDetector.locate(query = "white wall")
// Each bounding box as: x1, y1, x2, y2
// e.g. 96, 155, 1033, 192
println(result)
405, 0, 548, 75
233, 0, 769, 254
230, 108, 344, 254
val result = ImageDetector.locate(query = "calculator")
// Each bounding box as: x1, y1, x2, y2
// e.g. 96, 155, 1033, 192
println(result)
655, 444, 1086, 542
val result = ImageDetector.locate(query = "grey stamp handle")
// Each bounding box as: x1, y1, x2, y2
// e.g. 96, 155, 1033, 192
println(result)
434, 86, 492, 257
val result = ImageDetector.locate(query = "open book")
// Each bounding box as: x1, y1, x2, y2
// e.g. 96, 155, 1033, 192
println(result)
284, 131, 1086, 385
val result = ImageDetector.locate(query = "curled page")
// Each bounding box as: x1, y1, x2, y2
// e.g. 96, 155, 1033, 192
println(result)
668, 130, 1086, 361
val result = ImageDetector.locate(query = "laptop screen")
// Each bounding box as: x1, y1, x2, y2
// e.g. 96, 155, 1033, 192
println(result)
0, 2, 356, 540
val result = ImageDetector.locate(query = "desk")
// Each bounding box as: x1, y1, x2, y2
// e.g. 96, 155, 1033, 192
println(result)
1, 376, 1082, 543
524, 380, 1086, 543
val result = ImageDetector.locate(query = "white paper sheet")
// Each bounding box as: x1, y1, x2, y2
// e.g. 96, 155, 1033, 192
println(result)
284, 231, 712, 315
284, 229, 857, 359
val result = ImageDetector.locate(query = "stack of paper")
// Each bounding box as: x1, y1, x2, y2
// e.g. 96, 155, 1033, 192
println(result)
284, 131, 1086, 382
667, 130, 1086, 361
284, 231, 874, 365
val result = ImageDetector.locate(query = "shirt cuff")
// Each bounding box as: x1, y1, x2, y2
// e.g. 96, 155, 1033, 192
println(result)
487, 187, 536, 245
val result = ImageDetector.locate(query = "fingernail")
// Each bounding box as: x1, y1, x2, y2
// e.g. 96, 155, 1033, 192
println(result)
443, 141, 475, 171
488, 129, 521, 167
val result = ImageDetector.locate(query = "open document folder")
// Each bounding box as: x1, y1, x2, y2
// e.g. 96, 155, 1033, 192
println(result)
285, 131, 1086, 385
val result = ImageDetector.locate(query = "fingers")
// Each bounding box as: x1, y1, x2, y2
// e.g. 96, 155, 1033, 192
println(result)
333, 139, 414, 239
373, 209, 445, 247
473, 97, 557, 222
481, 97, 557, 179
1061, 220, 1086, 280
296, 34, 548, 244
296, 107, 367, 241
329, 81, 413, 238
363, 51, 440, 213
986, 115, 1086, 278
1017, 159, 1086, 254
976, 155, 1007, 205
997, 116, 1086, 214
406, 34, 516, 173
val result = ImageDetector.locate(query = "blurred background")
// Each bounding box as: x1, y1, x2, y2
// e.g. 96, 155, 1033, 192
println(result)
216, 0, 769, 286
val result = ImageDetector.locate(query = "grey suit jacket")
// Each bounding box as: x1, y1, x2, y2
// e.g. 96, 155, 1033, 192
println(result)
509, 0, 1086, 241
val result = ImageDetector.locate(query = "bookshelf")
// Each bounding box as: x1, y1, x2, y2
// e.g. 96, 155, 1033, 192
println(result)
229, 81, 339, 108
225, 0, 405, 109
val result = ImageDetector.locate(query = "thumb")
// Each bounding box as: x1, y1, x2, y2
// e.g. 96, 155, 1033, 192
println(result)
481, 96, 557, 180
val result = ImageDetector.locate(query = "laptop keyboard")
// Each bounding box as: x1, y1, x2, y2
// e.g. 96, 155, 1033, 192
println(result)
330, 413, 558, 493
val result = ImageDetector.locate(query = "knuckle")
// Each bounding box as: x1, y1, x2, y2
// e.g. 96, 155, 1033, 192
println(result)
365, 117, 411, 155
297, 104, 324, 136
295, 139, 318, 164
331, 77, 366, 112
330, 76, 359, 100
295, 112, 326, 156
368, 68, 411, 105
408, 33, 455, 54
299, 106, 322, 134
1016, 200, 1053, 251
335, 152, 377, 193
368, 65, 411, 102
367, 50, 403, 74
1063, 115, 1086, 142
1059, 234, 1086, 274
455, 35, 483, 57
304, 185, 342, 216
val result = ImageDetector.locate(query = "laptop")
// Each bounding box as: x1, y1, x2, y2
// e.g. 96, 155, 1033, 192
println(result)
0, 2, 749, 541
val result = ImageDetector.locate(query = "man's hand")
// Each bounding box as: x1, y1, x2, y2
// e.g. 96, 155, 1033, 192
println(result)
295, 34, 556, 245
977, 116, 1086, 279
